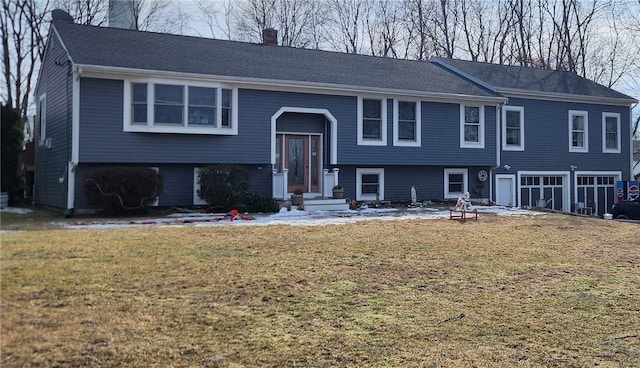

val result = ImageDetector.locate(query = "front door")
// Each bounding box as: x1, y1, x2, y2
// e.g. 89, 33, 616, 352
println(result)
280, 134, 321, 193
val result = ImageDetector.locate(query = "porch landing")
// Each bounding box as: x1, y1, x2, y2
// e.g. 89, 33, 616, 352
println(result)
302, 198, 350, 211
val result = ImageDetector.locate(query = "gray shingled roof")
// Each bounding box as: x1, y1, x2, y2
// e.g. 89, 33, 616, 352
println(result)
433, 57, 637, 102
51, 20, 502, 100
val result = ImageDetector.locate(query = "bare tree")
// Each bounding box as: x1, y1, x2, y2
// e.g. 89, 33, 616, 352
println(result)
2, 0, 50, 121
194, 0, 235, 39
325, 0, 369, 53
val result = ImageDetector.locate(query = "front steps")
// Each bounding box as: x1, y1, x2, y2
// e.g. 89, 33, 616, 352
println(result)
302, 198, 350, 211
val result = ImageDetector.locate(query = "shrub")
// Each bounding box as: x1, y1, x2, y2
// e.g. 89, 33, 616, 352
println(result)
197, 164, 278, 213
198, 164, 249, 210
84, 167, 163, 214
241, 192, 279, 213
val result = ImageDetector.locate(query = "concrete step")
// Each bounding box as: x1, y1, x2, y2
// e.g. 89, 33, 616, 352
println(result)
302, 198, 350, 211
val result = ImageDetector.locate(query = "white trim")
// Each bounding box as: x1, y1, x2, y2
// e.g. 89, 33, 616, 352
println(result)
67, 70, 81, 211
444, 168, 469, 198
357, 96, 387, 146
78, 64, 507, 105
601, 112, 621, 153
150, 167, 160, 206
37, 93, 47, 143
393, 99, 421, 147
495, 174, 516, 207
193, 167, 208, 205
460, 104, 485, 148
122, 78, 238, 135
568, 110, 588, 153
502, 105, 525, 151
270, 107, 337, 166
356, 168, 384, 201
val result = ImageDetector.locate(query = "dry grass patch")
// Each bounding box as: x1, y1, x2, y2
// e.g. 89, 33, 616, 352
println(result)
1, 214, 639, 367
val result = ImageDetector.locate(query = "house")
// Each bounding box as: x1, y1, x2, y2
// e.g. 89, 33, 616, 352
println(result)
433, 58, 637, 214
34, 10, 637, 216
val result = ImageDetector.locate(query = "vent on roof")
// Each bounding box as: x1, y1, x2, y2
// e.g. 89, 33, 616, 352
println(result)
109, 0, 136, 30
51, 9, 74, 23
262, 28, 278, 46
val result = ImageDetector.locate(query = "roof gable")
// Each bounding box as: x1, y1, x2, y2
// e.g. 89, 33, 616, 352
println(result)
432, 57, 637, 104
50, 20, 502, 101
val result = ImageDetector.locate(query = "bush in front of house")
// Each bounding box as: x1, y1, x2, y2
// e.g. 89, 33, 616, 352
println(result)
84, 166, 163, 214
197, 164, 278, 213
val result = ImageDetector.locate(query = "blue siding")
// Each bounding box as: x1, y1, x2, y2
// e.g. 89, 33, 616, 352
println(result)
34, 33, 73, 209
499, 97, 631, 176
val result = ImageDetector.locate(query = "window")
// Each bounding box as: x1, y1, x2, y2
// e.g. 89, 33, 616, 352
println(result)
38, 94, 46, 142
188, 86, 216, 126
444, 168, 468, 198
124, 79, 237, 135
460, 105, 484, 148
356, 168, 384, 200
502, 106, 524, 150
154, 84, 184, 125
394, 100, 421, 146
602, 112, 620, 153
569, 110, 588, 152
358, 97, 387, 145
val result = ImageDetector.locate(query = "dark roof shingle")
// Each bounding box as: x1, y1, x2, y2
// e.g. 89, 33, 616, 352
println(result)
51, 20, 500, 99
433, 58, 636, 102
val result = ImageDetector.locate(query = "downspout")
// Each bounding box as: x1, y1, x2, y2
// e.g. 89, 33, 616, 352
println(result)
490, 102, 506, 204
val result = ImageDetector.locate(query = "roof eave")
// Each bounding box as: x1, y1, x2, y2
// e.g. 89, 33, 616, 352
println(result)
76, 64, 508, 104
497, 87, 638, 106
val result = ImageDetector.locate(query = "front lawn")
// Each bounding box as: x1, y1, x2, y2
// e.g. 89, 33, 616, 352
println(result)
1, 214, 638, 367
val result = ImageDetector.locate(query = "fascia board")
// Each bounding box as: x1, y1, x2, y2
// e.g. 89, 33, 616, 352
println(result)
76, 64, 507, 105
498, 87, 638, 106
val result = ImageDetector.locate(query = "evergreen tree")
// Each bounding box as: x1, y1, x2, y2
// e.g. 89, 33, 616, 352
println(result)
1, 104, 25, 205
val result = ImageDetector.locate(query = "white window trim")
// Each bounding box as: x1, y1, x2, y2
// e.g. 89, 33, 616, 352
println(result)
38, 94, 47, 143
393, 99, 421, 147
123, 78, 238, 135
357, 96, 387, 146
356, 168, 384, 201
150, 167, 160, 206
460, 104, 485, 148
602, 112, 621, 153
444, 168, 469, 199
502, 105, 524, 151
568, 110, 588, 153
193, 167, 208, 205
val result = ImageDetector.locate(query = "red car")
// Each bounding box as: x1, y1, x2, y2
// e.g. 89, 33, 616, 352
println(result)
611, 197, 640, 220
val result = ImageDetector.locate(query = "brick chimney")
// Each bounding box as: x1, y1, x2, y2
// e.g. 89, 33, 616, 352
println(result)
262, 28, 278, 45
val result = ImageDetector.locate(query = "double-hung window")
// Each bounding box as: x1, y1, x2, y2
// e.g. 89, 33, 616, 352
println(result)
394, 100, 421, 147
602, 112, 620, 153
460, 105, 484, 148
502, 106, 524, 151
358, 97, 387, 145
569, 110, 588, 152
125, 79, 237, 135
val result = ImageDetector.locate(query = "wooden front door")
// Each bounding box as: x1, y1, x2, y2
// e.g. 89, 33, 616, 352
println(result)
281, 134, 321, 193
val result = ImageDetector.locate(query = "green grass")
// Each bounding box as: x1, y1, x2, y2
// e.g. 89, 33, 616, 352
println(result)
1, 214, 639, 367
